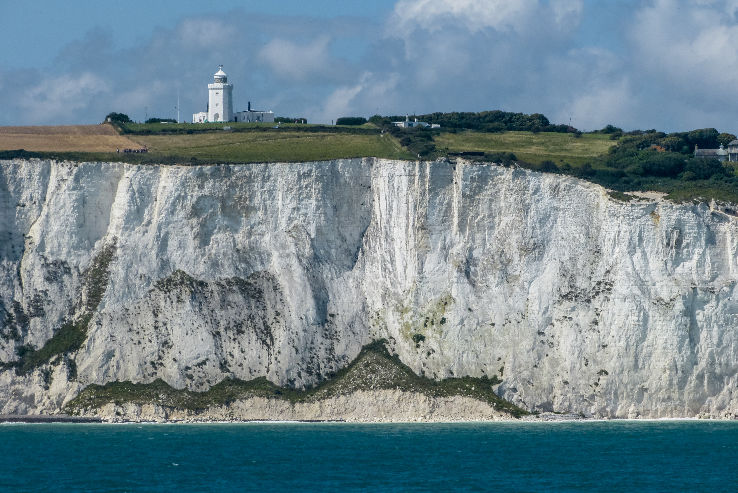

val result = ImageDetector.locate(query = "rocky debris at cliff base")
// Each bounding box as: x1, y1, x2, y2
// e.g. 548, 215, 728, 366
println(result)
521, 412, 587, 422
76, 390, 515, 423
0, 414, 101, 423
64, 341, 528, 421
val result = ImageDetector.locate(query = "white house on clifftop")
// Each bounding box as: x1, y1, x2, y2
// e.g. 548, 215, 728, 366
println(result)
192, 66, 273, 124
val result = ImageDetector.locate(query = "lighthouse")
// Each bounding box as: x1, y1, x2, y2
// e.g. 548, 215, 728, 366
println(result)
207, 65, 233, 122
192, 65, 273, 124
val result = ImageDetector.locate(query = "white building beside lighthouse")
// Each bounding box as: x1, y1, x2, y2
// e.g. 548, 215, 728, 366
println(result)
192, 65, 273, 124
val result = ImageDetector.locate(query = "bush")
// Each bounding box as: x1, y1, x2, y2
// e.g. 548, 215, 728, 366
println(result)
274, 117, 307, 124
683, 158, 728, 180
376, 110, 574, 133
368, 115, 391, 126
538, 160, 559, 173
687, 128, 720, 150
598, 124, 623, 134
145, 118, 176, 124
574, 163, 595, 178
105, 112, 131, 123
639, 152, 685, 177
718, 132, 738, 147
336, 117, 368, 126
485, 152, 517, 164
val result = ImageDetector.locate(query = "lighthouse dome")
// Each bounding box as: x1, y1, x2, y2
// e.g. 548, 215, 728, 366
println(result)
214, 65, 227, 83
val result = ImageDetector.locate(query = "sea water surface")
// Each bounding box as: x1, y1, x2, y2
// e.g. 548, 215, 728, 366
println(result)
1, 421, 737, 492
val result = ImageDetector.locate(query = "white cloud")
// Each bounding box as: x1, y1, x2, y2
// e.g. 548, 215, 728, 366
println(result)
318, 77, 367, 123
550, 0, 584, 27
258, 36, 332, 81
315, 72, 401, 122
389, 0, 538, 34
564, 80, 637, 131
19, 73, 109, 123
631, 0, 738, 89
625, 0, 738, 129
176, 18, 238, 48
111, 80, 169, 114
389, 0, 583, 36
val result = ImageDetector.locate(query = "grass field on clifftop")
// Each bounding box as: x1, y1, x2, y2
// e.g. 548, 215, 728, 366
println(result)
436, 130, 616, 166
0, 123, 611, 166
0, 123, 414, 163
0, 122, 609, 166
131, 130, 413, 163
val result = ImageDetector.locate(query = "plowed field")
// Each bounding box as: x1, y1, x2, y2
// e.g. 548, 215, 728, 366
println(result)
0, 124, 140, 152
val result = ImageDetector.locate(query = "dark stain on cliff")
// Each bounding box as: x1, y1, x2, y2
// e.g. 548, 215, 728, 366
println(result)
6, 240, 116, 375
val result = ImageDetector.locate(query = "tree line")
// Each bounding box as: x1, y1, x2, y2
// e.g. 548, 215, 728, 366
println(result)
368, 111, 578, 133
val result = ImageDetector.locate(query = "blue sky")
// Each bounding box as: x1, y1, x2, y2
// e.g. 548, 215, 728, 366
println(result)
2, 0, 738, 133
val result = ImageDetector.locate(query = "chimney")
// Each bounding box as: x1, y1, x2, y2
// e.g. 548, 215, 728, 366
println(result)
248, 101, 251, 111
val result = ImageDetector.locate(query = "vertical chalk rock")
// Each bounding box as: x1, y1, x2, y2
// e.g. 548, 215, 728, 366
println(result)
0, 158, 736, 418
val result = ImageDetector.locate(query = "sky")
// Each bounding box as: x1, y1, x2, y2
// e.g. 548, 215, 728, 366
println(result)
2, 0, 738, 133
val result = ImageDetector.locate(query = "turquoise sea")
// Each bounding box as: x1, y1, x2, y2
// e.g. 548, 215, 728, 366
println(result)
1, 421, 737, 492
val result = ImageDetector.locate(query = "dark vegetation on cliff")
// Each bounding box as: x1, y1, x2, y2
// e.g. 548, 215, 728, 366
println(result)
1, 242, 116, 379
64, 340, 528, 418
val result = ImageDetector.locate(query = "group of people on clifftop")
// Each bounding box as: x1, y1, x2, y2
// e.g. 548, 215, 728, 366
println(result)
116, 147, 148, 153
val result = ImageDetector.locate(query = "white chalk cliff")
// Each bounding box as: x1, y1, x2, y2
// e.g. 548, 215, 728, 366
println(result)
1, 158, 737, 418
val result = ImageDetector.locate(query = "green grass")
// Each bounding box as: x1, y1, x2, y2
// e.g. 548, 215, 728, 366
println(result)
117, 122, 380, 135
14, 316, 90, 375
436, 130, 616, 166
628, 177, 738, 204
65, 340, 528, 418
607, 190, 637, 202
131, 131, 413, 163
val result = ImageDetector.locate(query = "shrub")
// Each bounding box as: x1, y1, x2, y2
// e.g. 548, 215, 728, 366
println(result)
718, 132, 737, 147
145, 118, 176, 124
105, 112, 131, 123
274, 117, 307, 124
598, 124, 623, 134
485, 152, 517, 165
336, 117, 368, 126
683, 158, 728, 180
538, 160, 559, 173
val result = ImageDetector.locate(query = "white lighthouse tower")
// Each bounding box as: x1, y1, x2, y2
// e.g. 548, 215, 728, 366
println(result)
207, 65, 233, 122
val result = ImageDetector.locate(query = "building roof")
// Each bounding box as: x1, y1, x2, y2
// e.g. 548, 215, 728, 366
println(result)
695, 149, 720, 157
728, 139, 738, 146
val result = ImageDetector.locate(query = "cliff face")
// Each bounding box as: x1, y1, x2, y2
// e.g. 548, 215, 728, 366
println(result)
1, 158, 737, 418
